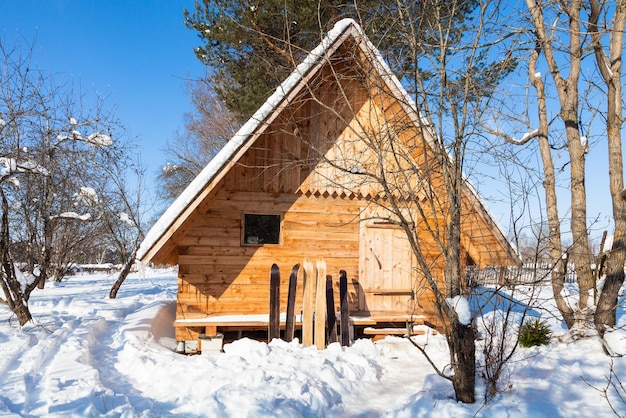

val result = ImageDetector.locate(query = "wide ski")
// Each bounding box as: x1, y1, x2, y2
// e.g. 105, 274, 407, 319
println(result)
268, 263, 281, 342
284, 263, 300, 342
326, 275, 337, 344
314, 258, 327, 350
339, 270, 350, 346
302, 259, 315, 346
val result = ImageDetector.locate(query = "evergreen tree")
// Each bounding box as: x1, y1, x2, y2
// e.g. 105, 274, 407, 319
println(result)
184, 0, 347, 120
184, 1, 486, 121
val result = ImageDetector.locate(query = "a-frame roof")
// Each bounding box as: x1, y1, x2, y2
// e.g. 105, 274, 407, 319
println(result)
138, 18, 519, 266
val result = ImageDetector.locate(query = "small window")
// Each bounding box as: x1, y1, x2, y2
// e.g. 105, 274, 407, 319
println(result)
242, 213, 282, 245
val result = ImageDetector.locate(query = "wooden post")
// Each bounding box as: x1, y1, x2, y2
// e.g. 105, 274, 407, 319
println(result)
315, 258, 327, 350
204, 326, 217, 337
498, 266, 506, 286
302, 259, 315, 346
339, 270, 350, 346
326, 275, 337, 344
285, 263, 300, 342
269, 263, 280, 341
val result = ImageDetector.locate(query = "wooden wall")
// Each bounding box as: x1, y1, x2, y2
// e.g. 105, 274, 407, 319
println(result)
176, 188, 362, 320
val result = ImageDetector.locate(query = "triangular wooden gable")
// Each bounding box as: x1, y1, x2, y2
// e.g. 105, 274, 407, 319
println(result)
138, 19, 519, 268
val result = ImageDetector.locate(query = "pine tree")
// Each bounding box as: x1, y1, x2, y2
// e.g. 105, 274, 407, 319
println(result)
183, 1, 483, 121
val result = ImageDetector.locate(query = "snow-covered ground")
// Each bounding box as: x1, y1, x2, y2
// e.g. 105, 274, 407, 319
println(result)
0, 268, 623, 417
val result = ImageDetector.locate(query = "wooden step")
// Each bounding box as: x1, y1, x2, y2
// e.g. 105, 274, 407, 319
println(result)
363, 327, 426, 336
363, 326, 437, 341
349, 311, 427, 324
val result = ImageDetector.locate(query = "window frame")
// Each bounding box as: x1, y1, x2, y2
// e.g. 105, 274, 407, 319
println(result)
241, 212, 284, 246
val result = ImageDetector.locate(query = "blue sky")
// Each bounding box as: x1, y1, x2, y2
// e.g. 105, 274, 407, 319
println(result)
2, 0, 202, 185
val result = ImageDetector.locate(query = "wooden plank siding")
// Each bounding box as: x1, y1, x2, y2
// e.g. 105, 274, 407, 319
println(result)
175, 189, 364, 340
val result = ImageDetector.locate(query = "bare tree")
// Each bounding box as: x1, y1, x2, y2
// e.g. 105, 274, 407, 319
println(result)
488, 1, 626, 340
0, 36, 132, 323
487, 29, 575, 327
106, 156, 148, 299
385, 1, 518, 402
588, 0, 626, 334
525, 0, 595, 332
299, 1, 518, 403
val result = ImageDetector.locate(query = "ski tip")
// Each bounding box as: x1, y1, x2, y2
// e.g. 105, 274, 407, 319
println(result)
303, 258, 314, 273
315, 258, 326, 270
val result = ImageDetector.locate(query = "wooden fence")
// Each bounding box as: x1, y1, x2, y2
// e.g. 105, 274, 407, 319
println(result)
466, 263, 577, 287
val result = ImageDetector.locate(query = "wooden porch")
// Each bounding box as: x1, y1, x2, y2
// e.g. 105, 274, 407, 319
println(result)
173, 310, 435, 343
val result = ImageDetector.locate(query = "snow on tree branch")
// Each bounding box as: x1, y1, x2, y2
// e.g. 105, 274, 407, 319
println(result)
118, 212, 136, 227
74, 186, 99, 206
86, 132, 112, 147
0, 157, 49, 178
14, 265, 37, 293
50, 212, 92, 221
446, 295, 472, 325
55, 132, 112, 147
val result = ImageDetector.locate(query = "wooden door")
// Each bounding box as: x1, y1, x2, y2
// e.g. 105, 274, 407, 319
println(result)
359, 218, 416, 313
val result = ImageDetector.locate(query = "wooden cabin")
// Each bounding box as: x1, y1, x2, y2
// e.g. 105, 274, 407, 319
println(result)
138, 19, 519, 345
